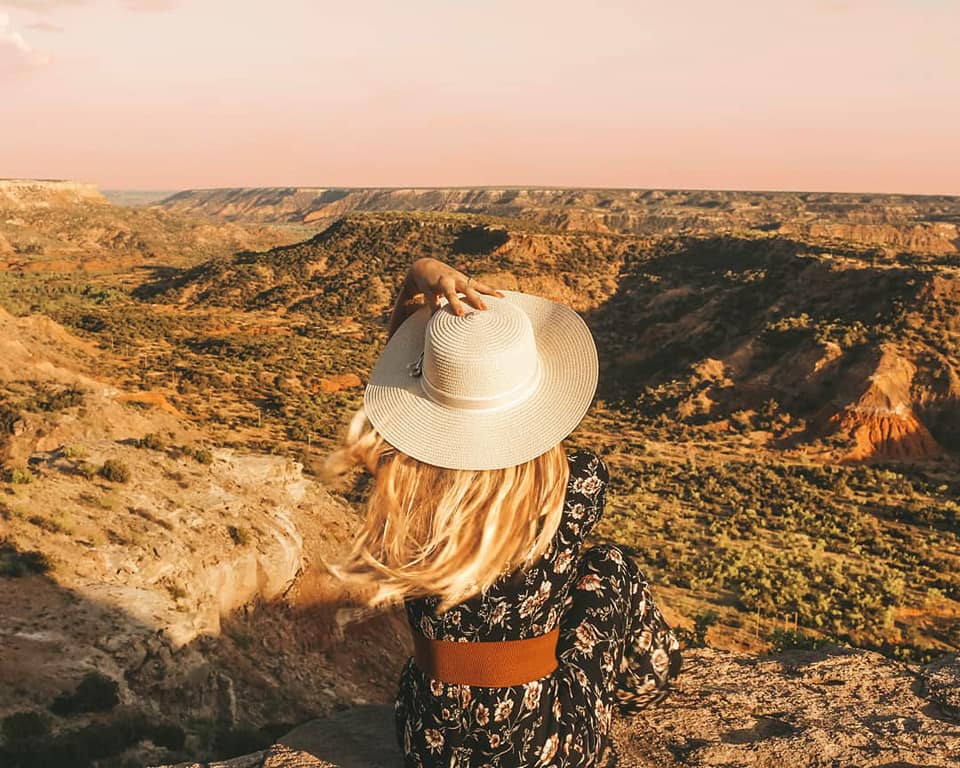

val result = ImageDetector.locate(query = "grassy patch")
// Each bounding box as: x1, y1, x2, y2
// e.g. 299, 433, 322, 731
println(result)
27, 514, 71, 535
137, 432, 166, 451
3, 467, 35, 485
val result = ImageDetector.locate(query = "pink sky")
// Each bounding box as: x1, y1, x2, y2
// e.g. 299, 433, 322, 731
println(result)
2, 0, 958, 194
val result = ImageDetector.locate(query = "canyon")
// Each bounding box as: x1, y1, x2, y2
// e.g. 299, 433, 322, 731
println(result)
1, 181, 958, 767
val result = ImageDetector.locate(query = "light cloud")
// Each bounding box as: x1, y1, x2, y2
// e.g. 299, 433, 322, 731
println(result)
25, 20, 63, 31
0, 0, 177, 10
122, 0, 178, 11
0, 11, 52, 77
815, 0, 859, 9
0, 1, 88, 9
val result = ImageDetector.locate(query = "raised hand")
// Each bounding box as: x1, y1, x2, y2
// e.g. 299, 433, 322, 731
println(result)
388, 258, 505, 338
406, 257, 504, 317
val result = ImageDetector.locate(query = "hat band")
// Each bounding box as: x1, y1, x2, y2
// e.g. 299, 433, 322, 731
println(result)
419, 359, 542, 412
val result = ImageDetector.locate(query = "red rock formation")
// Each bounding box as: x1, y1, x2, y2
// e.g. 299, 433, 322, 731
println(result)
820, 346, 943, 461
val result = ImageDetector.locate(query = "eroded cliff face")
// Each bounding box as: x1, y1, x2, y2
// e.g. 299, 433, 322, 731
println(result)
814, 345, 945, 462
154, 187, 960, 257
0, 305, 391, 739
0, 179, 108, 208
1, 446, 312, 691
151, 647, 960, 768
797, 220, 960, 256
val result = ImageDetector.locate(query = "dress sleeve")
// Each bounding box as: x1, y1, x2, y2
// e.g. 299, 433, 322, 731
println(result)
559, 448, 609, 545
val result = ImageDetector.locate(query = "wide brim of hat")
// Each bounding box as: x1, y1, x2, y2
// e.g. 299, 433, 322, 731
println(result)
363, 291, 598, 470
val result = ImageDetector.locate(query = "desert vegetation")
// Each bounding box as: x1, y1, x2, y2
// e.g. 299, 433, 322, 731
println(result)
3, 204, 959, 665
1, 186, 958, 765
0, 667, 287, 768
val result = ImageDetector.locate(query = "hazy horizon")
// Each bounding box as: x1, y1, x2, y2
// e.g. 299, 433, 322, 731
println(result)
3, 1, 958, 195
5, 180, 960, 198
101, 184, 960, 200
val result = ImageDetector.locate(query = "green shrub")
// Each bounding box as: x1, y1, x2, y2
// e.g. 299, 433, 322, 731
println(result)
70, 723, 131, 761
30, 385, 86, 412
186, 446, 213, 465
137, 433, 165, 451
1, 710, 51, 745
728, 410, 754, 432
766, 628, 836, 653
72, 715, 149, 760
1, 709, 185, 767
676, 609, 720, 648
0, 538, 52, 577
49, 672, 119, 716
0, 404, 21, 434
77, 462, 99, 480
5, 736, 91, 768
98, 459, 130, 483
4, 467, 35, 484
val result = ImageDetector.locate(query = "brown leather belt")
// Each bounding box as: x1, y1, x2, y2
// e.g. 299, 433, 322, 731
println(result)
411, 626, 560, 687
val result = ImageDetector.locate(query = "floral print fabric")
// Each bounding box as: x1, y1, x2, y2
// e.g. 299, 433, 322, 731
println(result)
395, 449, 683, 767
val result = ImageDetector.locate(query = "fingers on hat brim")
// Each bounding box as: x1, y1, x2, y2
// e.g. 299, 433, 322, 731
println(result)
462, 286, 487, 310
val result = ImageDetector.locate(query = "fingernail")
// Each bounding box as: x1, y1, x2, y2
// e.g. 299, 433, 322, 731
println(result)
480, 303, 487, 310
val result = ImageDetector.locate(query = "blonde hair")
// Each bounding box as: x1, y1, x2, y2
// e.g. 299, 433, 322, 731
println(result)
323, 407, 570, 612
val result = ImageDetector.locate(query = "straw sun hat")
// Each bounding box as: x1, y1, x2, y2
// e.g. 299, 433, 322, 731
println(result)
364, 290, 599, 470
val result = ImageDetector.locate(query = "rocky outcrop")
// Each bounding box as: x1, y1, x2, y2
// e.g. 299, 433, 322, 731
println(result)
0, 178, 108, 208
823, 345, 944, 462
0, 303, 357, 729
922, 653, 960, 720
152, 647, 960, 768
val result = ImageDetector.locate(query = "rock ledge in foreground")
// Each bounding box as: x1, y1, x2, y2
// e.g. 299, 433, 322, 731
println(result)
154, 646, 960, 768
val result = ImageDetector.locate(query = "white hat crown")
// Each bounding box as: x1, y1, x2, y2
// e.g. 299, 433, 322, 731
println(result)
420, 297, 541, 411
364, 290, 598, 470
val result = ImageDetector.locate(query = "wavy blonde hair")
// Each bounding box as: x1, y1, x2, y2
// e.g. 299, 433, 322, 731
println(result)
323, 407, 570, 612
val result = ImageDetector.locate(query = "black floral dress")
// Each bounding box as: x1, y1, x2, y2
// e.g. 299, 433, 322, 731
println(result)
395, 449, 683, 768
